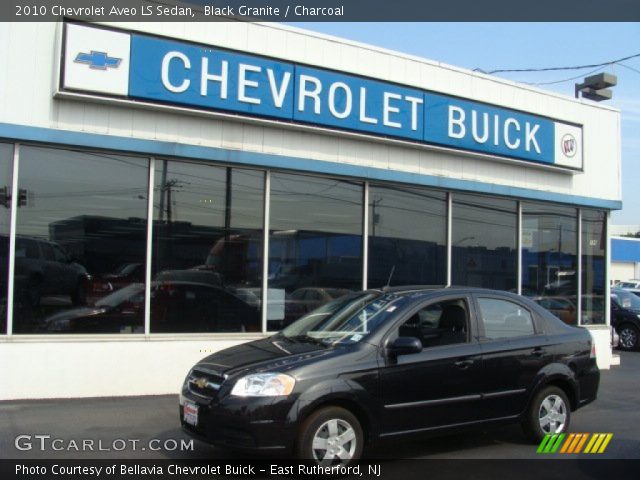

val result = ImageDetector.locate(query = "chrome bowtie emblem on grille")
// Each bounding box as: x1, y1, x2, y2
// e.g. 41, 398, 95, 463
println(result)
194, 377, 209, 389
74, 51, 122, 70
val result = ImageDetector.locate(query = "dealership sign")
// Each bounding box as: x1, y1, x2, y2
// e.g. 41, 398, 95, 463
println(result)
60, 22, 583, 170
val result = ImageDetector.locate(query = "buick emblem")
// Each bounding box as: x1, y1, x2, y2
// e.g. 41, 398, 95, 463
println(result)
561, 134, 577, 158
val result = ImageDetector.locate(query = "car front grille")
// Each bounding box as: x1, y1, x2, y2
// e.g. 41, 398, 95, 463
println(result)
187, 369, 226, 399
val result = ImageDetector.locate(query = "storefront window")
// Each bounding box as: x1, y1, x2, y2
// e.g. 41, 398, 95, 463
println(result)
582, 210, 606, 325
368, 184, 446, 287
150, 160, 263, 333
522, 203, 578, 325
0, 144, 13, 334
451, 193, 517, 290
12, 147, 149, 334
267, 173, 363, 330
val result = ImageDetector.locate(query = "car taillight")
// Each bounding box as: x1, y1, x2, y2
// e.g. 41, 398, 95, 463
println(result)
590, 342, 597, 359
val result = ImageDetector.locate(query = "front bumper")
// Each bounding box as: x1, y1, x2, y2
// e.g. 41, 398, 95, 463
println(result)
179, 390, 297, 453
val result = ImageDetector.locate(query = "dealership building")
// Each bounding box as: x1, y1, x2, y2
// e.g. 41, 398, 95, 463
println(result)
0, 20, 621, 399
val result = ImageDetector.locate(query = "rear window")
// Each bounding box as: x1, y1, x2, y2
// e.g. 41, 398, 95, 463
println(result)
478, 297, 536, 340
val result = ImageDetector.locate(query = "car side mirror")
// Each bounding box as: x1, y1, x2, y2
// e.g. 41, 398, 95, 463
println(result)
387, 336, 422, 356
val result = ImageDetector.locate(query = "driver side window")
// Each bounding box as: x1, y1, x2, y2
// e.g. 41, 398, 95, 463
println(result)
397, 299, 470, 349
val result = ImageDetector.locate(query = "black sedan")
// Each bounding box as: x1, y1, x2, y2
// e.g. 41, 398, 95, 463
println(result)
611, 287, 640, 351
180, 286, 599, 465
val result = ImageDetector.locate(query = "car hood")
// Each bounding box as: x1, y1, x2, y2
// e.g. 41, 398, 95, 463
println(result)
194, 336, 340, 377
43, 307, 107, 325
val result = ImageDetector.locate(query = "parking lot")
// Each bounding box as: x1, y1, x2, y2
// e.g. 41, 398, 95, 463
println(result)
1, 351, 638, 460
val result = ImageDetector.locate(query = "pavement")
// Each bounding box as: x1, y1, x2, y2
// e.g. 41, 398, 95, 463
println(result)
1, 351, 638, 460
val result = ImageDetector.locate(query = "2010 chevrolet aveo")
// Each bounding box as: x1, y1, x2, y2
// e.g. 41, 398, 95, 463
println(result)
179, 287, 599, 465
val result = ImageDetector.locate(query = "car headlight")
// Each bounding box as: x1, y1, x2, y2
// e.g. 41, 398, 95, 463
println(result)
230, 373, 295, 397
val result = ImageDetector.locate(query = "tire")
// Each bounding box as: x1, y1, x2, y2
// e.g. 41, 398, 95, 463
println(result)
522, 386, 571, 443
617, 324, 640, 351
295, 406, 363, 466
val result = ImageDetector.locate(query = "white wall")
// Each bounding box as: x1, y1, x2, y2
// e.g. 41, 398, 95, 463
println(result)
611, 262, 636, 284
0, 329, 614, 400
0, 336, 255, 400
587, 327, 614, 370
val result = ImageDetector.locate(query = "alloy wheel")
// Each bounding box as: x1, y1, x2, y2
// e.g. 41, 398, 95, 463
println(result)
538, 394, 567, 434
311, 418, 357, 466
619, 327, 638, 350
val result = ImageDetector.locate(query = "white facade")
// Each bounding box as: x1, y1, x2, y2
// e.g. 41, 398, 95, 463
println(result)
0, 21, 621, 399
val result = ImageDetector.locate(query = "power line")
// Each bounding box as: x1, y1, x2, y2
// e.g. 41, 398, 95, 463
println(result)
474, 52, 640, 75
617, 62, 640, 75
522, 67, 606, 86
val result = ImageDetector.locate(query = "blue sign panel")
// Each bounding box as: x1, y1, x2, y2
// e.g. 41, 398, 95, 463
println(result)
130, 35, 295, 120
423, 93, 555, 164
64, 23, 582, 169
293, 66, 424, 141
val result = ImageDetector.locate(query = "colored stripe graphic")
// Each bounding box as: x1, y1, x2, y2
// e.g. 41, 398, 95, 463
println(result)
537, 434, 565, 453
584, 433, 614, 454
537, 433, 613, 454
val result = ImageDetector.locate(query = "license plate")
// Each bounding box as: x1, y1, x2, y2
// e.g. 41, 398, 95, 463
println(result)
183, 401, 198, 426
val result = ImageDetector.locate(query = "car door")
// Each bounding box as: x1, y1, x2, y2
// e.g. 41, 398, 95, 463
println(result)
379, 294, 484, 435
473, 294, 550, 420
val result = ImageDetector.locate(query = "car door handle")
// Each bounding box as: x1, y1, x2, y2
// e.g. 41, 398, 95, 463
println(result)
454, 359, 474, 370
532, 347, 547, 357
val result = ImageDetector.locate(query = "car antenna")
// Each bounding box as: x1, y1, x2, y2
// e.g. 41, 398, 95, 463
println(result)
386, 265, 396, 288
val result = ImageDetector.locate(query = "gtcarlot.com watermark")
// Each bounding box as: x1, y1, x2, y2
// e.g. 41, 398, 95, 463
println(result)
15, 435, 194, 452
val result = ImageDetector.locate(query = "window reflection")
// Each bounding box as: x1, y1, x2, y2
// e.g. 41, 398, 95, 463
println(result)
12, 147, 149, 334
0, 144, 13, 334
522, 203, 578, 325
150, 161, 263, 333
452, 193, 517, 290
267, 173, 363, 330
368, 184, 446, 287
582, 210, 606, 325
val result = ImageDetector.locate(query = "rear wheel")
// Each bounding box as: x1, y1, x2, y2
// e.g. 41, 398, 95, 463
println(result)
522, 386, 570, 443
295, 406, 363, 465
617, 324, 639, 351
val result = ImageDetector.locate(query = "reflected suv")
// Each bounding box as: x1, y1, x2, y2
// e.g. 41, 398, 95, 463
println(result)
180, 287, 599, 464
13, 236, 89, 306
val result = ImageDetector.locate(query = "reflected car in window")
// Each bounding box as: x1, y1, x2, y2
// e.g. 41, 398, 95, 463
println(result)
532, 295, 605, 326
40, 278, 260, 334
90, 263, 144, 298
12, 235, 90, 307
285, 287, 353, 321
180, 287, 599, 465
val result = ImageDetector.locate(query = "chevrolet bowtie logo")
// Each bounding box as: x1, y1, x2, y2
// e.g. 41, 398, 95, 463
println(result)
74, 51, 122, 70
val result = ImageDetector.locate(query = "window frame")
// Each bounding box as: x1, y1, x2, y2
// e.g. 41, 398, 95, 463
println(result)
472, 294, 542, 342
382, 293, 478, 352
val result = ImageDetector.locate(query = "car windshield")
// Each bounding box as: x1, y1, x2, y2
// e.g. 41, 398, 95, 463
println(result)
279, 291, 402, 345
612, 289, 640, 310
95, 283, 144, 308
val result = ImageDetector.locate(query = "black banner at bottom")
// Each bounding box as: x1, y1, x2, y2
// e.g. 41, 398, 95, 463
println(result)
3, 459, 640, 480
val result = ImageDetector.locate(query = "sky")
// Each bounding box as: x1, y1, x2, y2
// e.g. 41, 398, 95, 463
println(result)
287, 22, 640, 225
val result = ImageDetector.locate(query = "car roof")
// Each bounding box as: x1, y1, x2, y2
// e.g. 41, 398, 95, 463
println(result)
368, 285, 528, 301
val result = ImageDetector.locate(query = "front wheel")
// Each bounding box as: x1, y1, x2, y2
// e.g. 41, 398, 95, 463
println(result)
295, 406, 363, 466
617, 324, 640, 351
522, 386, 571, 443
